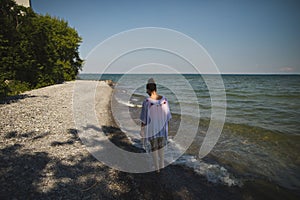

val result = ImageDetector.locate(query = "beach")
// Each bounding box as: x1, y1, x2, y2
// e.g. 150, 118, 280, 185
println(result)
0, 80, 299, 199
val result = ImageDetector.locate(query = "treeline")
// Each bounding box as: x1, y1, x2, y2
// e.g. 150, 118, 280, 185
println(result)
0, 0, 83, 98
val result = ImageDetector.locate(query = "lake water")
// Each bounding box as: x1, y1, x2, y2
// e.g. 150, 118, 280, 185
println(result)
78, 74, 300, 193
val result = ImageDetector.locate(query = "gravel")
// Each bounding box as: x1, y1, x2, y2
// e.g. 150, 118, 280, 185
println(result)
0, 81, 124, 199
0, 81, 244, 200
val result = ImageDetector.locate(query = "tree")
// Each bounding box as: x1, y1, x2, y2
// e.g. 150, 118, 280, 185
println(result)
0, 0, 83, 98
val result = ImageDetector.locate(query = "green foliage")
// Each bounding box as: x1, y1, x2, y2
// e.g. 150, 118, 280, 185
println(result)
6, 80, 30, 96
0, 0, 83, 98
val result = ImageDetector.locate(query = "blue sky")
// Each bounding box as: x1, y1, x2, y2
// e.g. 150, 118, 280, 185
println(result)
31, 0, 300, 74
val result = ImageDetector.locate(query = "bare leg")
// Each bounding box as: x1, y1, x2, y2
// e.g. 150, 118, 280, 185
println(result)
152, 151, 159, 172
158, 148, 164, 169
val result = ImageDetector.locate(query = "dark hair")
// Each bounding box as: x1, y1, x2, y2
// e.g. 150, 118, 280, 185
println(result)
146, 83, 156, 92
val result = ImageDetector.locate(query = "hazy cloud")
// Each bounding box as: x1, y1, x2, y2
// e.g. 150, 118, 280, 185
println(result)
280, 67, 295, 73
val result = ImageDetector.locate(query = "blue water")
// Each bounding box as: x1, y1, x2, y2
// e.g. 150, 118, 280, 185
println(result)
78, 74, 300, 191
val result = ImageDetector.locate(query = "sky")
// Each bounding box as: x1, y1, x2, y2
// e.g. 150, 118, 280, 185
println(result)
31, 0, 300, 74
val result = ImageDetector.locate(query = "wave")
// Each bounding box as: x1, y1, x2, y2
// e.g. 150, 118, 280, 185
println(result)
226, 91, 300, 99
163, 137, 242, 186
165, 138, 242, 186
115, 99, 142, 108
173, 154, 242, 187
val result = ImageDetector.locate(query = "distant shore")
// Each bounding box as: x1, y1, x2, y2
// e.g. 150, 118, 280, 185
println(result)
0, 80, 298, 199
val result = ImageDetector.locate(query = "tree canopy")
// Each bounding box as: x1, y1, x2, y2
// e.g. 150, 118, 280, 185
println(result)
0, 0, 83, 98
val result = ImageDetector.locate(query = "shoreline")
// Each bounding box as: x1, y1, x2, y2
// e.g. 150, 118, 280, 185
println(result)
0, 81, 298, 199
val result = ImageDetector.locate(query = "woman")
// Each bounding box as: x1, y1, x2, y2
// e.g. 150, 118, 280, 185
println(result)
140, 78, 171, 173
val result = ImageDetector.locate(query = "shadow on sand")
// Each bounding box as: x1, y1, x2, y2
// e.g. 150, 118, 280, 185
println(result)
1, 127, 297, 200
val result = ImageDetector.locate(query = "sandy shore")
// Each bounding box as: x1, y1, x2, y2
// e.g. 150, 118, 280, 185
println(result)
1, 80, 296, 200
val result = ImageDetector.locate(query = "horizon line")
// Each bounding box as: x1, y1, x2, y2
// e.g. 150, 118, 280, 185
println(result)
79, 72, 300, 75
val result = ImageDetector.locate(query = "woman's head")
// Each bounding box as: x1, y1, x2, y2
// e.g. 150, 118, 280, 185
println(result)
146, 78, 156, 95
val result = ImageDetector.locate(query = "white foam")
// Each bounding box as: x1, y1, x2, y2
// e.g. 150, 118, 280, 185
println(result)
173, 154, 243, 187
157, 137, 242, 186
116, 98, 142, 108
